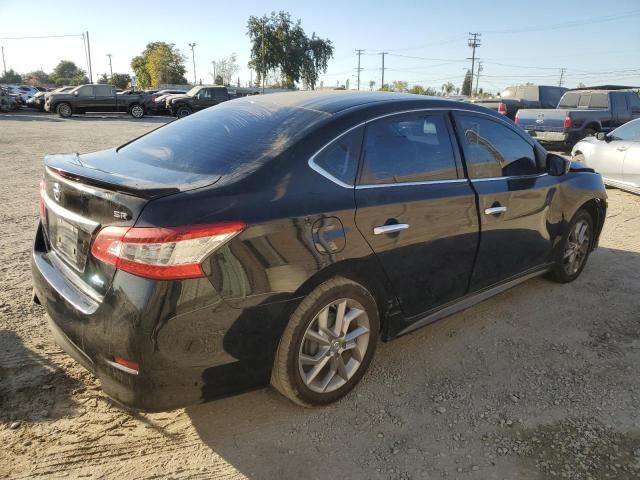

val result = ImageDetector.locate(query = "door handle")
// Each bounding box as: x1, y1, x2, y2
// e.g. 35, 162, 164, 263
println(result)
484, 206, 507, 215
373, 223, 410, 235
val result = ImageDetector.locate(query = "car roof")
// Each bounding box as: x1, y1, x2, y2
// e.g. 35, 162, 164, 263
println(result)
239, 90, 470, 115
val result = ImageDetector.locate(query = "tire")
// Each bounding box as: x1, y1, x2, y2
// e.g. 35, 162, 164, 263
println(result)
56, 102, 72, 118
175, 105, 192, 118
271, 277, 379, 407
129, 103, 145, 119
548, 208, 594, 283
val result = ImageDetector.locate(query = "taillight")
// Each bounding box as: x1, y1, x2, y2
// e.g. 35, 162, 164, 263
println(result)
39, 179, 46, 220
91, 222, 245, 280
514, 111, 519, 124
563, 114, 572, 129
498, 102, 507, 114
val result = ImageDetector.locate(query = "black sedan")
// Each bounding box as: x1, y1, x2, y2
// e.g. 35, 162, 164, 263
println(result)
32, 92, 607, 411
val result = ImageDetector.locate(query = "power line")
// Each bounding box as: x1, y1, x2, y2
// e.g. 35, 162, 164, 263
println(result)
484, 9, 640, 35
0, 33, 83, 40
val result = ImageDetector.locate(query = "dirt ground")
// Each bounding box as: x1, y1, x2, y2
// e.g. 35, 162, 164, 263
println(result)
1, 112, 640, 480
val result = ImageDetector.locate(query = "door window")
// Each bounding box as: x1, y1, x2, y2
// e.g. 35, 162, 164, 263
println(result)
76, 86, 94, 97
95, 85, 113, 96
455, 114, 537, 178
213, 89, 228, 99
313, 127, 363, 185
611, 93, 627, 113
360, 113, 458, 184
590, 93, 609, 108
610, 119, 640, 141
198, 89, 213, 99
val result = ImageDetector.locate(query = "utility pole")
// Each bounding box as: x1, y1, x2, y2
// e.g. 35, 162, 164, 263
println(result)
107, 53, 113, 78
355, 49, 364, 91
380, 51, 387, 90
212, 61, 216, 84
1, 46, 6, 75
467, 32, 481, 96
558, 67, 567, 87
85, 31, 93, 83
261, 18, 265, 93
188, 43, 197, 85
475, 61, 483, 96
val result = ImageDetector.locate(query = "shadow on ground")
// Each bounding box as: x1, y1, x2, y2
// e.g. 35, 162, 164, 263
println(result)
0, 330, 80, 423
182, 245, 640, 479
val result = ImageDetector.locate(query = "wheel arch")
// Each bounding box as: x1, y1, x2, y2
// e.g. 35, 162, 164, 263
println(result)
292, 258, 399, 338
578, 197, 606, 251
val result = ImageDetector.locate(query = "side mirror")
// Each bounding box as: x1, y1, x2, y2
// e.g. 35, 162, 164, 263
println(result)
596, 131, 608, 141
547, 153, 571, 176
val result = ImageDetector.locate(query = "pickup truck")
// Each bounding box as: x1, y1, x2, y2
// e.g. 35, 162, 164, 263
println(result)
165, 85, 232, 118
472, 84, 567, 120
515, 89, 640, 146
45, 84, 150, 119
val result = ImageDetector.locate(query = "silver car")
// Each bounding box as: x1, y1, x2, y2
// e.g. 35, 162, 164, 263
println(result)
572, 118, 640, 195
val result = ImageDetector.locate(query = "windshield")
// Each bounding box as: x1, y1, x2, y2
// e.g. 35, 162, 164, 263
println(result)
117, 98, 329, 177
186, 86, 202, 97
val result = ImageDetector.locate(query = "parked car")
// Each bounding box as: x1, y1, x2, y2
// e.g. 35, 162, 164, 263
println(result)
147, 89, 190, 114
472, 85, 567, 120
3, 84, 41, 102
0, 87, 18, 112
45, 84, 150, 118
572, 117, 640, 195
27, 86, 73, 111
516, 88, 640, 147
165, 85, 231, 118
32, 92, 607, 411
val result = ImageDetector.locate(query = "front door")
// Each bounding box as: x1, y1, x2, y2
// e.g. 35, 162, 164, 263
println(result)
452, 112, 558, 292
93, 85, 116, 112
355, 111, 479, 324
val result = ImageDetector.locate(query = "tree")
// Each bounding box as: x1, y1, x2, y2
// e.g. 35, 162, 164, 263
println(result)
0, 69, 22, 84
214, 74, 224, 86
461, 70, 472, 96
24, 70, 50, 85
247, 11, 333, 90
409, 85, 425, 95
369, 80, 376, 91
110, 73, 131, 89
441, 81, 455, 95
97, 73, 109, 84
577, 82, 586, 88
214, 54, 240, 86
390, 80, 408, 92
49, 61, 89, 86
131, 42, 187, 89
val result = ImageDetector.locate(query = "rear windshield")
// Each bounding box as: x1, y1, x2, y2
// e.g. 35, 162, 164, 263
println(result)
558, 92, 609, 108
118, 99, 329, 176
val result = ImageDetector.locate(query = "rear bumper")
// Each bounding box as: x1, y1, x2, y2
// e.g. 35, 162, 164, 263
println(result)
31, 221, 300, 411
525, 129, 581, 145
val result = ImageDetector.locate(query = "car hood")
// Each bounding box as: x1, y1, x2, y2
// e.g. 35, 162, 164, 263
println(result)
47, 92, 74, 100
165, 94, 191, 103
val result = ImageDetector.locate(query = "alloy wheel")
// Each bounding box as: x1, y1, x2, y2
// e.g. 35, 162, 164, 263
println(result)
298, 299, 370, 394
131, 105, 144, 118
563, 219, 590, 275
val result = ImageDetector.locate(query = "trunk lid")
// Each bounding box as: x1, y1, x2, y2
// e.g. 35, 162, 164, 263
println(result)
516, 109, 572, 132
40, 149, 220, 298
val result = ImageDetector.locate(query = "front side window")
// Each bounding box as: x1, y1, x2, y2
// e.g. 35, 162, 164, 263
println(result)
198, 89, 213, 99
76, 86, 94, 97
313, 127, 363, 185
455, 114, 537, 178
610, 119, 640, 141
360, 113, 458, 184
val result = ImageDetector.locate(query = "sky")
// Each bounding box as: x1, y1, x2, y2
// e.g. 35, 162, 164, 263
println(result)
1, 0, 639, 93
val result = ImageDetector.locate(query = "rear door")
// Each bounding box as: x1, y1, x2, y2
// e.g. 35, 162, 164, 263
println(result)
94, 84, 116, 112
452, 112, 556, 291
354, 111, 479, 322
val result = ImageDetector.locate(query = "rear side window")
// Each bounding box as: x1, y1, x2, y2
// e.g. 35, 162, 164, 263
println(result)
590, 93, 609, 108
313, 127, 363, 185
213, 89, 228, 99
360, 113, 458, 184
118, 99, 328, 175
455, 114, 537, 178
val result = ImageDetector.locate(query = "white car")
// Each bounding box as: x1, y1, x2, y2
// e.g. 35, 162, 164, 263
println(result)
572, 118, 640, 195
